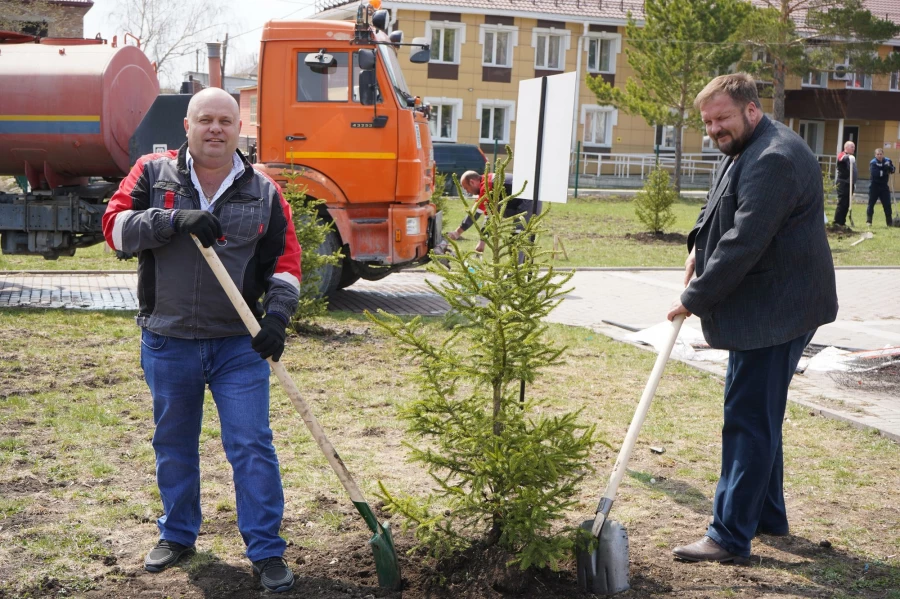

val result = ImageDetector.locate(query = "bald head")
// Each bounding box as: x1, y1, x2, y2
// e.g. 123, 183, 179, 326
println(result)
187, 87, 240, 121
843, 141, 855, 155
460, 170, 481, 195
184, 87, 242, 170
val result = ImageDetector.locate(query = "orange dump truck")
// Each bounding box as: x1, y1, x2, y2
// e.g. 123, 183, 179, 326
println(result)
0, 4, 440, 294
256, 6, 439, 293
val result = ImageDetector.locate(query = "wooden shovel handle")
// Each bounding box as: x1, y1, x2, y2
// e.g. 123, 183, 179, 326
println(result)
191, 236, 369, 508
591, 315, 685, 537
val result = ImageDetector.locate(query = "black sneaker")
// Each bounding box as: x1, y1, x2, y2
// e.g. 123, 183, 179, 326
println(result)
144, 539, 195, 572
252, 556, 295, 593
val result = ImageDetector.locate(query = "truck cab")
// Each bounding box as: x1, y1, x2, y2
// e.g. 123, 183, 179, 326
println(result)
256, 8, 439, 292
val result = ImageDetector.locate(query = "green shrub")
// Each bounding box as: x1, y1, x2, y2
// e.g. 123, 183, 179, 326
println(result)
281, 167, 342, 325
431, 171, 449, 229
368, 152, 598, 571
634, 167, 678, 234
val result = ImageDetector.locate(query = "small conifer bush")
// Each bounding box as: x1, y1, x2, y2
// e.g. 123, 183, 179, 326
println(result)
634, 167, 678, 234
368, 152, 598, 571
281, 167, 342, 325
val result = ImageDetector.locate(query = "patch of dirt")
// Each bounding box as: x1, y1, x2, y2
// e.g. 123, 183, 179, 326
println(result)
625, 232, 689, 245
825, 224, 858, 239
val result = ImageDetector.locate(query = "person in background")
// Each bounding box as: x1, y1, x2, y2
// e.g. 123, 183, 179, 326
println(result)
102, 87, 301, 593
445, 171, 532, 254
867, 148, 895, 227
833, 140, 857, 227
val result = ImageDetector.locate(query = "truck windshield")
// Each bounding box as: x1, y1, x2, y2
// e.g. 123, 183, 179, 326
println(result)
378, 45, 413, 108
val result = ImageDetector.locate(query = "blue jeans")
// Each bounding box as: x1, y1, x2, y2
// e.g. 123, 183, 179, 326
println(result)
706, 330, 814, 558
140, 330, 286, 561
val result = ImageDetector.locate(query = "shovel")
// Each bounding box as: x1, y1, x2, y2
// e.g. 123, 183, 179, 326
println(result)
192, 235, 402, 591
577, 315, 685, 595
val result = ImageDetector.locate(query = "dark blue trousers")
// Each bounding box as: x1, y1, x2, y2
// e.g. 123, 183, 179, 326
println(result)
706, 330, 815, 557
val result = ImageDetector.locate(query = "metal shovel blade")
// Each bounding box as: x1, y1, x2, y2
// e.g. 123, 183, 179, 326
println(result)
369, 520, 402, 590
576, 519, 630, 595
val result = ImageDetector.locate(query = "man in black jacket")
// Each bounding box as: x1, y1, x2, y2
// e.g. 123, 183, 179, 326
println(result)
834, 141, 857, 227
667, 73, 838, 563
867, 148, 895, 227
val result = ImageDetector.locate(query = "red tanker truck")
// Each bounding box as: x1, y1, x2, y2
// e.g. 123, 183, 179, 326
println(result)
0, 5, 439, 295
0, 32, 159, 257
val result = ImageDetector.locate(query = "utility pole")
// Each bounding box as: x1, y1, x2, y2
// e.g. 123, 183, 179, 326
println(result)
220, 32, 229, 84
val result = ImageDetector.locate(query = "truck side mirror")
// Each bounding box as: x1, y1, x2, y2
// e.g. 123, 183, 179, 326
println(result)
372, 9, 389, 32
359, 70, 378, 106
409, 37, 430, 64
305, 50, 337, 74
358, 49, 376, 71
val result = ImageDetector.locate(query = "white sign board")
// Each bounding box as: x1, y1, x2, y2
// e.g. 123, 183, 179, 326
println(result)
512, 71, 577, 204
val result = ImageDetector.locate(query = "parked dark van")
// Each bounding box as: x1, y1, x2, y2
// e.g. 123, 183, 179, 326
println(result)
432, 143, 487, 194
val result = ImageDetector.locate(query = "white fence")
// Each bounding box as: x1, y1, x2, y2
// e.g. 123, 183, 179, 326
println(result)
571, 152, 723, 184
570, 151, 841, 184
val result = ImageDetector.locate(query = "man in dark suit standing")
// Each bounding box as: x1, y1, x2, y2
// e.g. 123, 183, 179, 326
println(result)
667, 73, 838, 563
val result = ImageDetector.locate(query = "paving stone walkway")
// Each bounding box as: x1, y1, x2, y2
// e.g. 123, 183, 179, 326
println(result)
1, 267, 897, 441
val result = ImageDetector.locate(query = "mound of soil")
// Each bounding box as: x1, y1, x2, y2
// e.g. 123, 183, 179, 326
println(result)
625, 232, 688, 245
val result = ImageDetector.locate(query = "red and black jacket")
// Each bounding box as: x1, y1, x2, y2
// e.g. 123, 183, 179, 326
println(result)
102, 144, 302, 339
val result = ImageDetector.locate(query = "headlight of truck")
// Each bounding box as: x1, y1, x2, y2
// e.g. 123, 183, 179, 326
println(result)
406, 217, 420, 235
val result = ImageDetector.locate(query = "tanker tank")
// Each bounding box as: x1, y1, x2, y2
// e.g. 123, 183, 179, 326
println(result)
0, 34, 159, 258
0, 36, 159, 189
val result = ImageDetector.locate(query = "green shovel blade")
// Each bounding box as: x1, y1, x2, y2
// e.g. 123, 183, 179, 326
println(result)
354, 501, 402, 591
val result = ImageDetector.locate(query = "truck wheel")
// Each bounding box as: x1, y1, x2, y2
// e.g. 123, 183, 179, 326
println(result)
315, 230, 343, 297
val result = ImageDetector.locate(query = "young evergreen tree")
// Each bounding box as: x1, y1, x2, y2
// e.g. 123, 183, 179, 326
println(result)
635, 167, 678, 234
368, 155, 597, 570
587, 0, 748, 193
281, 168, 342, 325
739, 0, 900, 123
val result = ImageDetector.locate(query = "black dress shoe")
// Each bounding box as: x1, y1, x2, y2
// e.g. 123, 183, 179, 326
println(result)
672, 536, 746, 563
144, 540, 195, 572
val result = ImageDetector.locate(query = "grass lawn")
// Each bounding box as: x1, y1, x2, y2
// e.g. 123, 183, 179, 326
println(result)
1, 310, 898, 597
440, 193, 900, 268
1, 195, 897, 271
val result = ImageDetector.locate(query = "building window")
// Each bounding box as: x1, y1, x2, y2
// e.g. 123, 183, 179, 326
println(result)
702, 135, 717, 152
533, 28, 570, 70
846, 71, 873, 90
581, 105, 617, 147
586, 35, 619, 73
798, 120, 824, 155
249, 94, 257, 125
802, 71, 827, 87
655, 125, 681, 150
426, 21, 466, 64
425, 97, 463, 142
296, 52, 349, 102
477, 99, 515, 144
891, 70, 900, 91
480, 25, 517, 67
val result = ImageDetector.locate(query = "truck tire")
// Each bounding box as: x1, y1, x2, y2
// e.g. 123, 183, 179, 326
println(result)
315, 230, 343, 297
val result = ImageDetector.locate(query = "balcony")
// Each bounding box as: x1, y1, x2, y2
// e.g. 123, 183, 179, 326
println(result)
785, 88, 900, 121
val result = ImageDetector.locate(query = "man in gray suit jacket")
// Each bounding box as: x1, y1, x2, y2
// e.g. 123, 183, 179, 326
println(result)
667, 73, 838, 563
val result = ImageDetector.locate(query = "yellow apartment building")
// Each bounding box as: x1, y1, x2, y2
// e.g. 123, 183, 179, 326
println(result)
312, 0, 900, 180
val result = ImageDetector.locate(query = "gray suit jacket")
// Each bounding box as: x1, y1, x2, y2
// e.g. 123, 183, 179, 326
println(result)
681, 116, 838, 351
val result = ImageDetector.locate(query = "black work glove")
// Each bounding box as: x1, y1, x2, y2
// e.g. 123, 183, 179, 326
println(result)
173, 210, 222, 248
251, 314, 288, 361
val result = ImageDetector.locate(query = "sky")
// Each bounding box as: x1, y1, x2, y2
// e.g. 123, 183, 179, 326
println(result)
83, 0, 320, 86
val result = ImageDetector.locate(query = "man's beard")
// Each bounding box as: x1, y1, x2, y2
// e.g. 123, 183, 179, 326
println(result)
714, 114, 753, 157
